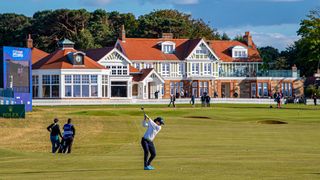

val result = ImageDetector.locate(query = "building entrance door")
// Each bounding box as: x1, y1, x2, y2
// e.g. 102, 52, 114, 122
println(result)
221, 83, 230, 98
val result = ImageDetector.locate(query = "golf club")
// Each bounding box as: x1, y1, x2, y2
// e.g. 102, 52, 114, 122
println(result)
141, 106, 151, 119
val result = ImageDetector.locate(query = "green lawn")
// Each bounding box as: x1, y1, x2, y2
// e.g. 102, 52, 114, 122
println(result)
0, 104, 320, 180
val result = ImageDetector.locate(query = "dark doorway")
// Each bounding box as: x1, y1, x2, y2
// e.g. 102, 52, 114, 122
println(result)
111, 81, 127, 97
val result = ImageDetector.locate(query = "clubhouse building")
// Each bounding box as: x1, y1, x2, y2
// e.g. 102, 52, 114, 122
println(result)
30, 27, 304, 100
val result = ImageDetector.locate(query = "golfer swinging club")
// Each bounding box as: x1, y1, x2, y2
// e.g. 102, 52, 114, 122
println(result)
141, 107, 164, 170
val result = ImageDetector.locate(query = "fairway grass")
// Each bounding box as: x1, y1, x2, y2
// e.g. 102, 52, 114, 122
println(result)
0, 104, 320, 179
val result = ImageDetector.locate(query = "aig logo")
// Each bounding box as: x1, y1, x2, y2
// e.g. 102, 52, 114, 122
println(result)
12, 50, 24, 58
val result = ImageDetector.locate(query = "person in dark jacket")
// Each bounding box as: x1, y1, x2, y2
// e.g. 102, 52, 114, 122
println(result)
201, 94, 206, 107
168, 95, 176, 108
313, 93, 317, 106
190, 95, 195, 107
47, 118, 63, 153
60, 118, 76, 154
205, 95, 211, 107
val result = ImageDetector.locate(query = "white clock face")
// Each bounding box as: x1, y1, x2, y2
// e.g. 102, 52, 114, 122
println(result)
75, 55, 82, 63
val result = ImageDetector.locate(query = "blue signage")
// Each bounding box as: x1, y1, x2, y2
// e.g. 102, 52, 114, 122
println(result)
1, 46, 32, 112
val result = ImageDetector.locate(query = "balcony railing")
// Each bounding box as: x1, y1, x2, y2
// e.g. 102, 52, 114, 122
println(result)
219, 70, 300, 78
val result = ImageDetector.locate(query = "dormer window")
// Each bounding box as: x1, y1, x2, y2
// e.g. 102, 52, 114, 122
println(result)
232, 46, 248, 58
161, 41, 175, 54
67, 52, 85, 65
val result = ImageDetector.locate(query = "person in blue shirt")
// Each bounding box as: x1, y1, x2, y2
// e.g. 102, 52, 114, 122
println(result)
59, 118, 76, 153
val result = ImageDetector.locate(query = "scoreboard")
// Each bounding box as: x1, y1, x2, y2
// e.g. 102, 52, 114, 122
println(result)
0, 46, 32, 112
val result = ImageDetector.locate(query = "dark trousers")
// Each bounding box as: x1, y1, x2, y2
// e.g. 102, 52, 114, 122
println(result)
314, 99, 317, 106
50, 135, 60, 153
168, 101, 175, 107
59, 137, 74, 153
141, 138, 156, 167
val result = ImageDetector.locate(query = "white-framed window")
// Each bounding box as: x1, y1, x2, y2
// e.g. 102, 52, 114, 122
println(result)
32, 75, 39, 98
162, 42, 175, 54
178, 63, 184, 76
109, 66, 128, 75
282, 82, 292, 97
200, 81, 208, 96
258, 83, 262, 97
102, 75, 109, 97
232, 46, 248, 58
263, 83, 268, 97
135, 63, 141, 70
65, 75, 100, 98
162, 63, 170, 76
204, 63, 212, 75
145, 63, 153, 69
42, 75, 60, 98
191, 63, 200, 75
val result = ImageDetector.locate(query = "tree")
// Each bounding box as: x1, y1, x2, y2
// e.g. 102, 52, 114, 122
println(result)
233, 34, 246, 43
137, 9, 219, 39
88, 9, 112, 47
258, 46, 280, 70
221, 33, 230, 40
0, 13, 30, 47
296, 9, 320, 76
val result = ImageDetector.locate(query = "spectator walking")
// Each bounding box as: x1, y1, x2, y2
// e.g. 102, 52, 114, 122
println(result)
205, 95, 211, 107
190, 95, 195, 107
313, 93, 317, 106
168, 95, 176, 108
201, 93, 206, 107
47, 118, 63, 153
275, 92, 282, 108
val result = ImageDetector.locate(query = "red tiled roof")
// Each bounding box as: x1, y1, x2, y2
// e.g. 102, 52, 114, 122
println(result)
129, 65, 140, 73
31, 48, 49, 64
85, 47, 114, 61
32, 48, 105, 70
132, 68, 154, 82
210, 40, 262, 62
119, 38, 201, 60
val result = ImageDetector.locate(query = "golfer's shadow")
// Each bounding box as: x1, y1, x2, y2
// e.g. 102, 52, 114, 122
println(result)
0, 168, 139, 175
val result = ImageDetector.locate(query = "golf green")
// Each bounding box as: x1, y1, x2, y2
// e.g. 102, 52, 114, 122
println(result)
0, 104, 320, 179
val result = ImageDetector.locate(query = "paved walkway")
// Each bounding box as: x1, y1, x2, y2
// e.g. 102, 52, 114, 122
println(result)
32, 98, 318, 106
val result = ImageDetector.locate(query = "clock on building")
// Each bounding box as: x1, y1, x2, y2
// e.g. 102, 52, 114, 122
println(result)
74, 54, 83, 65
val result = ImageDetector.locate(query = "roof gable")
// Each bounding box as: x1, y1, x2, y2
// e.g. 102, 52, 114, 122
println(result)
186, 39, 219, 61
132, 68, 164, 83
102, 48, 132, 65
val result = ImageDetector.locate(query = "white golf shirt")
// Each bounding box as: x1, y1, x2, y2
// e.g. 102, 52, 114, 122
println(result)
142, 119, 161, 142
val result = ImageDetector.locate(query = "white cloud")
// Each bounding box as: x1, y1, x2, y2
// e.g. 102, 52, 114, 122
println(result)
78, 0, 199, 6
141, 0, 199, 5
79, 0, 112, 6
220, 24, 300, 50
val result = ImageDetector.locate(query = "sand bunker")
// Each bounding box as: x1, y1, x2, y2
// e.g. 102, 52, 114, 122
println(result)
184, 116, 211, 119
257, 120, 288, 124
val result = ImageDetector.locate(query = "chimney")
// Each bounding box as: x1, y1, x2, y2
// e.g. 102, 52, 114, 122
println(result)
161, 33, 173, 40
26, 34, 33, 48
120, 25, 126, 42
243, 31, 253, 48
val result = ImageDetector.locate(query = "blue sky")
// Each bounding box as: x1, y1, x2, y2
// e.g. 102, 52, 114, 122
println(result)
0, 0, 319, 50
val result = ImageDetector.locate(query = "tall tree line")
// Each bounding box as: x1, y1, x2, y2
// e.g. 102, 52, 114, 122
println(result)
0, 9, 223, 52
259, 8, 320, 77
